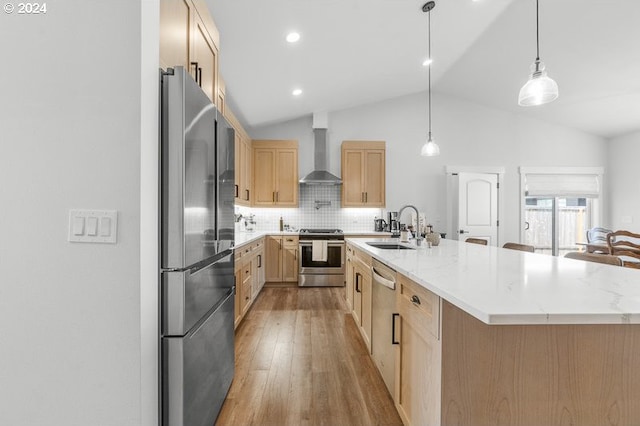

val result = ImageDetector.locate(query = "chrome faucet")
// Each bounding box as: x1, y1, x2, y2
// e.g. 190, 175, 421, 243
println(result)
398, 205, 424, 246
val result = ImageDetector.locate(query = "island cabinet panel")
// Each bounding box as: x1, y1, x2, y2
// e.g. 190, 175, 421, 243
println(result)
440, 300, 640, 426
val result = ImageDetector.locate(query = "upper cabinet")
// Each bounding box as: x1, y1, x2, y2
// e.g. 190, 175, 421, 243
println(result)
160, 0, 220, 104
252, 140, 299, 207
226, 108, 251, 206
341, 141, 386, 207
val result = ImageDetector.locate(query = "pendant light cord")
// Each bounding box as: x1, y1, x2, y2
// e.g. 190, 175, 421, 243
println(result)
428, 9, 432, 137
535, 0, 540, 61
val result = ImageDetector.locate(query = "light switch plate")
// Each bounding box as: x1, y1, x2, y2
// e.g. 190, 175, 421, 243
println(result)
68, 210, 118, 243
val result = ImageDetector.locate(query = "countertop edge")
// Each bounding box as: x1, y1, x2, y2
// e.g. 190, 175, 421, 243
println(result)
346, 237, 640, 326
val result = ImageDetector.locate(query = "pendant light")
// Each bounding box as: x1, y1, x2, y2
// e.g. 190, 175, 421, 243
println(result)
420, 1, 440, 157
518, 0, 558, 106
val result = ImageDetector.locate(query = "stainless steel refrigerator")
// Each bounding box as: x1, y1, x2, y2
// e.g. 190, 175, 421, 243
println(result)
160, 66, 235, 426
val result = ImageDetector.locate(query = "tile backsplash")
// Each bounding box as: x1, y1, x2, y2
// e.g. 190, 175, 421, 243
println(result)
236, 186, 383, 232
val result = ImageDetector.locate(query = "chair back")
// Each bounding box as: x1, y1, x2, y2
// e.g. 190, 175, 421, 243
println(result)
607, 230, 640, 268
564, 251, 623, 266
586, 227, 612, 244
465, 238, 488, 246
502, 242, 535, 253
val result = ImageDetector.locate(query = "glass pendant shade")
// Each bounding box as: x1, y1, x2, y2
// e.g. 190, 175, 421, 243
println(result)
518, 60, 558, 106
421, 136, 440, 157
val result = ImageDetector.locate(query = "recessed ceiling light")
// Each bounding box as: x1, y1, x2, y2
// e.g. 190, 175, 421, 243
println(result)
422, 58, 433, 67
292, 89, 303, 96
286, 32, 301, 43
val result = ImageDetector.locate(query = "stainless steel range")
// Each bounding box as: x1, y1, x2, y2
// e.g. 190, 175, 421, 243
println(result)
298, 228, 345, 287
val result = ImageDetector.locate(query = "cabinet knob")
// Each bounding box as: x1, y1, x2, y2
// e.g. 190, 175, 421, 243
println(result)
411, 295, 421, 305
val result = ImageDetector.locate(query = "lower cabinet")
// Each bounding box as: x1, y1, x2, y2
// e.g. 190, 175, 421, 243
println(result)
234, 237, 266, 329
394, 273, 441, 426
349, 246, 373, 353
345, 243, 355, 312
265, 235, 298, 283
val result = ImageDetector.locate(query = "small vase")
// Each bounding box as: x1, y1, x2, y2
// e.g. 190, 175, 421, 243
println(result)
426, 232, 441, 246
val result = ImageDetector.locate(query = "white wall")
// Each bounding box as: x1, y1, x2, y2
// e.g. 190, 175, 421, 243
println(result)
0, 1, 158, 425
251, 91, 607, 243
607, 131, 640, 232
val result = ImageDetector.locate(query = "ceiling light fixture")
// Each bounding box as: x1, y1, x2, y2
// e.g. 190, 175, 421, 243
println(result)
518, 0, 558, 106
292, 88, 303, 96
421, 1, 440, 157
286, 32, 301, 43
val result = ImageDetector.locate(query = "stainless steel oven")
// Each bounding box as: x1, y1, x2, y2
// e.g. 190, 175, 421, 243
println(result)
298, 229, 345, 287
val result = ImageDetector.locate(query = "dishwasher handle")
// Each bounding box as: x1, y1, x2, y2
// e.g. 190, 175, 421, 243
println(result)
372, 266, 396, 290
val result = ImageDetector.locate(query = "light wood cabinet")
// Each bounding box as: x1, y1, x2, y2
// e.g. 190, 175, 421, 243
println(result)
252, 140, 298, 207
282, 236, 299, 283
159, 0, 193, 72
234, 257, 242, 328
265, 236, 283, 282
394, 273, 441, 426
160, 0, 220, 104
233, 133, 251, 206
345, 243, 355, 312
341, 141, 386, 207
233, 237, 266, 329
265, 235, 298, 283
251, 243, 265, 299
350, 246, 373, 352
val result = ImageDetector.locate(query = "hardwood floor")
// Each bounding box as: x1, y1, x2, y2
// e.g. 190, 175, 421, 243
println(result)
216, 287, 403, 426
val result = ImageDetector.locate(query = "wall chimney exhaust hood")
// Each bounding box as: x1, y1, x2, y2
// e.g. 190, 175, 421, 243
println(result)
299, 113, 342, 185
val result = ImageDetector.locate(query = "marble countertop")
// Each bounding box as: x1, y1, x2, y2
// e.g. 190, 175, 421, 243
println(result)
348, 238, 640, 325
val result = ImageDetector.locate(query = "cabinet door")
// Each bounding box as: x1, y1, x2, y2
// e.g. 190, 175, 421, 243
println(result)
360, 265, 372, 351
192, 12, 218, 103
353, 266, 363, 326
253, 148, 276, 206
241, 262, 252, 315
282, 238, 298, 282
234, 134, 242, 203
395, 275, 442, 426
159, 0, 193, 71
275, 149, 298, 206
256, 248, 265, 292
234, 265, 242, 329
345, 248, 354, 311
342, 149, 364, 206
265, 236, 282, 282
364, 149, 385, 206
242, 140, 251, 203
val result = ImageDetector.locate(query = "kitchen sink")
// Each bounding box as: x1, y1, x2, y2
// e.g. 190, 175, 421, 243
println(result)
366, 242, 415, 250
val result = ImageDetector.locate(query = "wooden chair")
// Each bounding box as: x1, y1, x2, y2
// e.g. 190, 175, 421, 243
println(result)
502, 242, 535, 253
465, 238, 488, 246
586, 227, 613, 253
564, 251, 623, 266
607, 230, 640, 269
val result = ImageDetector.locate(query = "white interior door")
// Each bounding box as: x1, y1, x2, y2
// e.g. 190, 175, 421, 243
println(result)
457, 173, 498, 245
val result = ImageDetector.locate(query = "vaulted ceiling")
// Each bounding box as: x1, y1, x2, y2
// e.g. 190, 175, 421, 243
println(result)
207, 0, 640, 139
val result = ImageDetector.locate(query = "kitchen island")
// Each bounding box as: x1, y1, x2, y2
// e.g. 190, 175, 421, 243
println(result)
348, 237, 640, 426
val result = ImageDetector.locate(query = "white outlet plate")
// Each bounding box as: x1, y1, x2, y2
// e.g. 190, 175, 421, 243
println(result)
68, 210, 118, 243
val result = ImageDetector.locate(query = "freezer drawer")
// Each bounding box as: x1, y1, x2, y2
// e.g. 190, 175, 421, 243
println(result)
163, 251, 234, 336
163, 290, 235, 426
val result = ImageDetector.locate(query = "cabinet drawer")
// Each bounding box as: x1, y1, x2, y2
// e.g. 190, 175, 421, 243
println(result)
283, 235, 298, 246
398, 274, 440, 340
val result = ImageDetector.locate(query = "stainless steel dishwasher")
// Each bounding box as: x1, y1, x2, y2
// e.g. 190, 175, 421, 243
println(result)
371, 258, 397, 396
